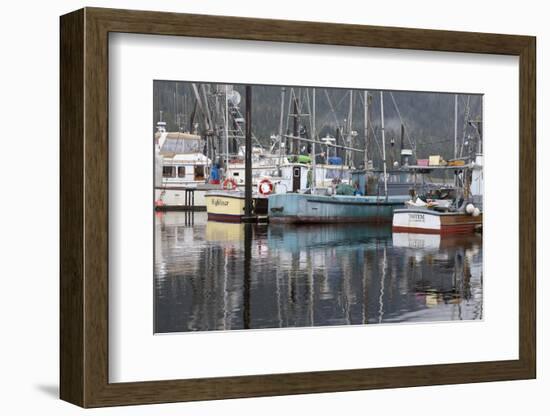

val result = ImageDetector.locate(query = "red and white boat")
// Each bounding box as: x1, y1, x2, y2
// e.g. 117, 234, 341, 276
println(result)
392, 156, 483, 235
392, 206, 482, 235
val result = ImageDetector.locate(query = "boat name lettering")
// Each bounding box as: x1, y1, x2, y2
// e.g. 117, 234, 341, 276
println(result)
409, 213, 425, 222
210, 198, 229, 207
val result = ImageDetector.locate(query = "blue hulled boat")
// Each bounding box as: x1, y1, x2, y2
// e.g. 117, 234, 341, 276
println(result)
268, 193, 409, 224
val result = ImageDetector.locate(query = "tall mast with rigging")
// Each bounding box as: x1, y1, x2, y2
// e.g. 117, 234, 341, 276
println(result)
311, 88, 316, 192
380, 91, 388, 199
278, 87, 286, 167
363, 90, 369, 169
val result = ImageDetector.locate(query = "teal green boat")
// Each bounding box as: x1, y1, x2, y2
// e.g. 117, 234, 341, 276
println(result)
268, 193, 409, 224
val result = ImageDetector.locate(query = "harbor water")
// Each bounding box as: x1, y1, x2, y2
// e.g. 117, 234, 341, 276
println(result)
154, 212, 483, 333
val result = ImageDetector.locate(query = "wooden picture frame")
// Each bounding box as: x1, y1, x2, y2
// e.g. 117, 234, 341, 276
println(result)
60, 7, 536, 408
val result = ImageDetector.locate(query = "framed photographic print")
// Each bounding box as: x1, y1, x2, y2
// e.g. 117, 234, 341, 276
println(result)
60, 7, 536, 407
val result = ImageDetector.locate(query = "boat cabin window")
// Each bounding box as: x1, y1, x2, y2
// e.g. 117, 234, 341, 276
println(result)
177, 166, 186, 178
233, 172, 240, 176
194, 165, 205, 181
162, 166, 176, 178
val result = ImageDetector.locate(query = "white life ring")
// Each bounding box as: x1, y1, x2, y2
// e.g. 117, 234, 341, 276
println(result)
258, 178, 273, 195
222, 178, 238, 190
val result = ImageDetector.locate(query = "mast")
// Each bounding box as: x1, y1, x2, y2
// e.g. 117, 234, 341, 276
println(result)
380, 91, 388, 199
347, 90, 353, 166
200, 84, 215, 174
292, 95, 299, 155
175, 83, 179, 130
363, 90, 369, 169
460, 95, 471, 158
278, 87, 286, 166
224, 85, 230, 167
191, 83, 211, 170
454, 94, 458, 159
244, 86, 253, 219
311, 88, 316, 192
453, 94, 458, 187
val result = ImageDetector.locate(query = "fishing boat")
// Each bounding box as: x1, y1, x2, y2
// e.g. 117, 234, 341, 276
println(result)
392, 208, 482, 234
268, 192, 409, 224
224, 153, 351, 194
268, 90, 416, 224
205, 190, 268, 222
392, 163, 483, 235
154, 122, 216, 210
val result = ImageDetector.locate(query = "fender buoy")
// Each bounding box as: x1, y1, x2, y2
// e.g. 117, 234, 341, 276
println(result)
222, 178, 238, 190
258, 178, 273, 195
155, 191, 165, 208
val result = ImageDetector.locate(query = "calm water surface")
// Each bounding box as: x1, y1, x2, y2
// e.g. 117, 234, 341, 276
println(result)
154, 212, 483, 333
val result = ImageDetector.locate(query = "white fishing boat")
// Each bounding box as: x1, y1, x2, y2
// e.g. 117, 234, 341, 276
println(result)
392, 163, 483, 235
392, 208, 482, 235
205, 190, 269, 222
154, 123, 217, 210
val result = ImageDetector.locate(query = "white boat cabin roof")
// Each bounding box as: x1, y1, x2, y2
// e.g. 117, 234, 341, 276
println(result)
155, 132, 202, 156
165, 153, 210, 164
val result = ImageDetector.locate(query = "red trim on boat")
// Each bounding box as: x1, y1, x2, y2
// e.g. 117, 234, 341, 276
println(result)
392, 224, 478, 235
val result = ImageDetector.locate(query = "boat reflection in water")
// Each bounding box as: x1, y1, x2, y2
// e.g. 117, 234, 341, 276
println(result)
154, 212, 482, 333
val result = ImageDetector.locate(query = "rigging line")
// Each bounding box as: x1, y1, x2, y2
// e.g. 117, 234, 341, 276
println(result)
335, 90, 351, 112
227, 92, 262, 148
323, 90, 351, 128
305, 89, 315, 137
323, 90, 342, 130
356, 92, 383, 161
298, 88, 306, 114
361, 93, 384, 161
459, 95, 471, 158
314, 107, 334, 130
284, 87, 295, 139
388, 91, 417, 157
315, 90, 342, 129
369, 122, 384, 160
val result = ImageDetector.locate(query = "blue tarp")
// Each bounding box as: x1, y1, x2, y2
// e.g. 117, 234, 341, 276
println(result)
210, 164, 220, 181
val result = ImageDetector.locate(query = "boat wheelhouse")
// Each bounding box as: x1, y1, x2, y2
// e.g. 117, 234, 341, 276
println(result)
154, 128, 215, 210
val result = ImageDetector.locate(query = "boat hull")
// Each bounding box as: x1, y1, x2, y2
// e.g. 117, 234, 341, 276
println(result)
392, 208, 482, 235
155, 183, 223, 211
205, 191, 268, 222
155, 187, 207, 210
268, 193, 409, 224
